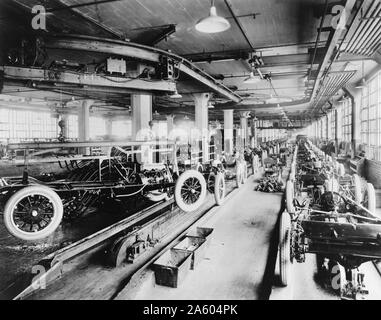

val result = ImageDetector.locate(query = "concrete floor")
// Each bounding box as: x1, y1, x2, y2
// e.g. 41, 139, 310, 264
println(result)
116, 174, 282, 300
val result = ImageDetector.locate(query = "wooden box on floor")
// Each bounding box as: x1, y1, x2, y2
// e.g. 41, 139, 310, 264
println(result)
153, 249, 192, 288
173, 236, 207, 270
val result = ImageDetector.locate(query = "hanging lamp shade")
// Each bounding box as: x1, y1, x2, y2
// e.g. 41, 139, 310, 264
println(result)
195, 5, 231, 33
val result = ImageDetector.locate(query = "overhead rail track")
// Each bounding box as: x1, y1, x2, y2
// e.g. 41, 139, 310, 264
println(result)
42, 34, 242, 103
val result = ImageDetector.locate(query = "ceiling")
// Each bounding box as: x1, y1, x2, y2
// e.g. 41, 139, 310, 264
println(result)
0, 0, 381, 124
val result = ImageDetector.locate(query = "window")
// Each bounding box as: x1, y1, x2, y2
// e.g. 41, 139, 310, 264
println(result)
360, 71, 380, 160
89, 116, 106, 139
112, 120, 132, 138
341, 98, 352, 143
0, 108, 58, 141
66, 115, 78, 139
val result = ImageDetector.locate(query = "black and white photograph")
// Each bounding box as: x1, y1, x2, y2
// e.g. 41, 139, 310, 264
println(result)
0, 0, 381, 307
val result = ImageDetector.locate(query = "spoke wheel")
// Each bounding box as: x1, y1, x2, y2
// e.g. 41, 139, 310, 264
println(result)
214, 173, 226, 206
3, 186, 63, 241
175, 170, 207, 212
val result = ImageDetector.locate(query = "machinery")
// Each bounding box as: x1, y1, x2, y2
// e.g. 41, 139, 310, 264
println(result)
0, 140, 226, 241
280, 139, 381, 300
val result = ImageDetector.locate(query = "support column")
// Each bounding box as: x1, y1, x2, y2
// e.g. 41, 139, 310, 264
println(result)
250, 118, 257, 148
343, 87, 359, 157
239, 112, 250, 149
131, 93, 152, 139
78, 100, 92, 155
131, 93, 153, 163
194, 93, 210, 163
224, 109, 234, 155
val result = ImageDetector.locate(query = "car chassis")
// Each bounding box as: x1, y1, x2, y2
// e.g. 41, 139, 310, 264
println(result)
0, 140, 219, 241
281, 141, 381, 300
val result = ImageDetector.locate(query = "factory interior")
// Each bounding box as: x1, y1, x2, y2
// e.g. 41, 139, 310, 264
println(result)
1, 0, 381, 305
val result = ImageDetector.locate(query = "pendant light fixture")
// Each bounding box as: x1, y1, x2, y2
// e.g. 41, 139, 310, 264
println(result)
195, 0, 231, 33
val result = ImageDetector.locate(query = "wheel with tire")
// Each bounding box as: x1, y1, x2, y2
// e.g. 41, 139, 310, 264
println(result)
279, 210, 291, 286
365, 183, 376, 214
3, 185, 63, 241
352, 174, 362, 204
174, 170, 207, 212
286, 180, 295, 214
214, 173, 226, 206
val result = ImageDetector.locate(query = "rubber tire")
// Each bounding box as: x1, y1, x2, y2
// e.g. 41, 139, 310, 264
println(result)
352, 174, 362, 203
279, 210, 291, 287
174, 170, 207, 212
214, 173, 226, 206
3, 185, 63, 241
286, 180, 295, 214
366, 183, 376, 214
